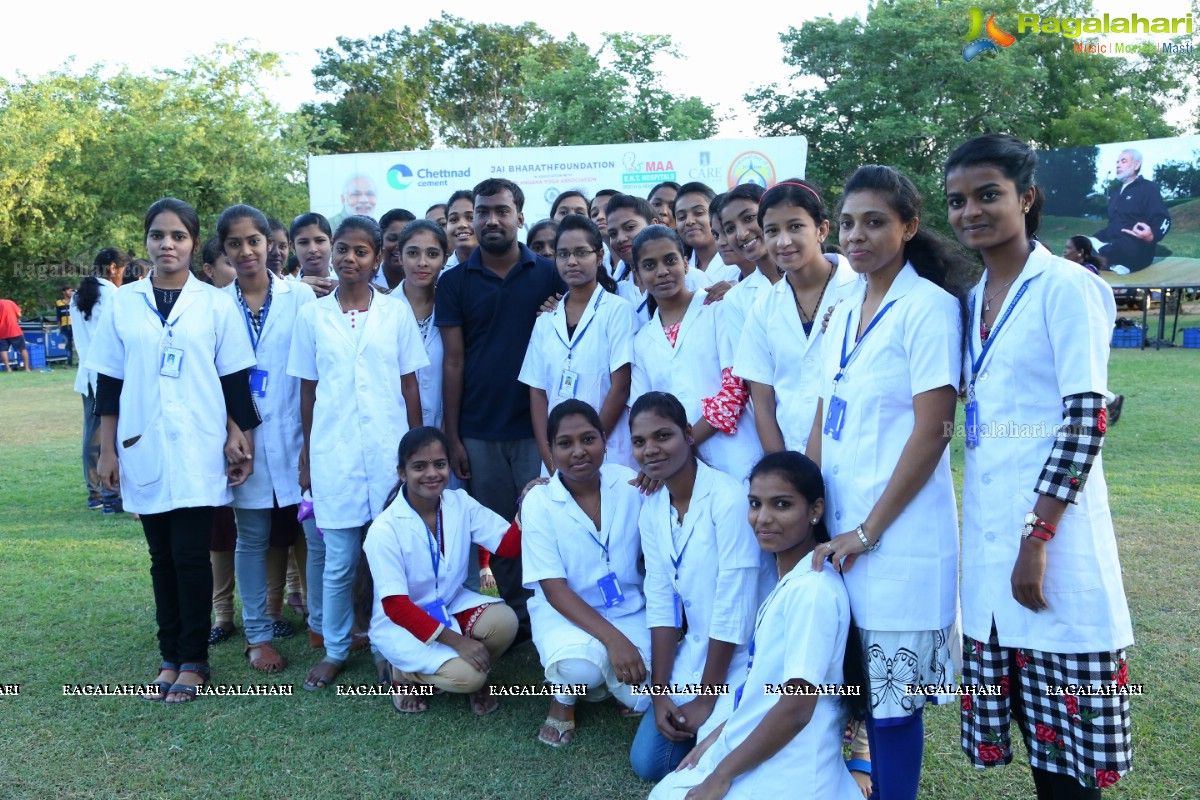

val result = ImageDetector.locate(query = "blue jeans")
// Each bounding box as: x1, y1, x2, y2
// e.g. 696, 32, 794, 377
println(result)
630, 709, 696, 781
82, 391, 119, 505
301, 517, 323, 636
232, 507, 273, 645
315, 525, 365, 662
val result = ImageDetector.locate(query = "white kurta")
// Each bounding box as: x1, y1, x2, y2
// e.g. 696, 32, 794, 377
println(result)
395, 283, 444, 429
717, 268, 773, 373
71, 277, 118, 397
519, 284, 637, 467
631, 292, 763, 484
649, 562, 860, 800
364, 488, 511, 674
84, 274, 256, 514
734, 255, 862, 451
286, 289, 430, 529
640, 461, 774, 735
818, 263, 961, 632
223, 275, 316, 509
961, 243, 1133, 653
522, 465, 650, 676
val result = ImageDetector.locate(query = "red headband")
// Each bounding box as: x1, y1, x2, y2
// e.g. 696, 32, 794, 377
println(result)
760, 181, 823, 206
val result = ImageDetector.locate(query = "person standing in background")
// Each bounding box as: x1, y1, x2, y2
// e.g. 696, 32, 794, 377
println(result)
56, 286, 75, 366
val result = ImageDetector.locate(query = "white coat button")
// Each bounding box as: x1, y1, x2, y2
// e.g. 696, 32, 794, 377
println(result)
832, 466, 839, 475
835, 511, 842, 521
981, 474, 992, 485
692, 635, 701, 644
980, 370, 989, 381
801, 437, 809, 448
684, 600, 692, 609
803, 357, 813, 366
984, 532, 995, 542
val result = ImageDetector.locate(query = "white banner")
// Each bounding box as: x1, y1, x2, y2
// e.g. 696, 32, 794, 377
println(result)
307, 137, 808, 228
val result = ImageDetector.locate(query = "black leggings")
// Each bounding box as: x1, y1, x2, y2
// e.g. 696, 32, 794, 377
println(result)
141, 507, 216, 665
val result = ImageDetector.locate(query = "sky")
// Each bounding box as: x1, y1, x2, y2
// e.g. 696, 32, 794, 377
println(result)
2, 0, 1195, 140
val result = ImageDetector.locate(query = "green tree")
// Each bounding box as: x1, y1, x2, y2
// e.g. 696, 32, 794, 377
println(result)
0, 44, 311, 309
747, 0, 1188, 220
518, 33, 718, 146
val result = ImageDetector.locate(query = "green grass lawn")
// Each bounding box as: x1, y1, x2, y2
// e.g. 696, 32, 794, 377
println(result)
1, 361, 1198, 799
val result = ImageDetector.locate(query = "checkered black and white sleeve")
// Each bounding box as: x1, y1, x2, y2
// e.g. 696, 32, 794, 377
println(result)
1035, 392, 1107, 505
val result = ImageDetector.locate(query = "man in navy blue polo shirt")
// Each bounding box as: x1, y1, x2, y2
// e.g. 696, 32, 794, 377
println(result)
436, 178, 566, 639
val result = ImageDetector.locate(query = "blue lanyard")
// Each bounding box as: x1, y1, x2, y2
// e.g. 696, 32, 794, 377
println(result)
967, 279, 1032, 396
580, 511, 611, 568
555, 288, 605, 363
834, 298, 897, 388
734, 577, 786, 710
668, 505, 693, 580
142, 293, 183, 337
616, 262, 631, 282
236, 281, 273, 353
423, 507, 444, 592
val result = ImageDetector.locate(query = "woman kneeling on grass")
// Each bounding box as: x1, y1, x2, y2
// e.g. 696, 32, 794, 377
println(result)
522, 399, 651, 747
649, 451, 866, 800
363, 427, 521, 714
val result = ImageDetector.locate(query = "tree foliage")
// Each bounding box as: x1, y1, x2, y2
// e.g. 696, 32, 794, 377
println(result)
0, 43, 313, 309
747, 0, 1189, 223
517, 33, 718, 146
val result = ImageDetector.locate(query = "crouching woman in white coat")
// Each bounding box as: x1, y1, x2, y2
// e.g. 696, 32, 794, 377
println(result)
91, 197, 259, 703
649, 451, 867, 800
629, 391, 774, 781
522, 399, 651, 747
364, 427, 521, 715
218, 204, 317, 674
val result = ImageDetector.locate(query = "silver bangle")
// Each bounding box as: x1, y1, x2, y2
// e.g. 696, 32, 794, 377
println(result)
856, 524, 878, 552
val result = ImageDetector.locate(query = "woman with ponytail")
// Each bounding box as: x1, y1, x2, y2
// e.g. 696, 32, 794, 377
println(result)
945, 133, 1133, 799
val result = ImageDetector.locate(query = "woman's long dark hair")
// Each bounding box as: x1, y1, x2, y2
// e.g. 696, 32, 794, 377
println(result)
75, 248, 129, 320
840, 165, 973, 344
748, 451, 869, 720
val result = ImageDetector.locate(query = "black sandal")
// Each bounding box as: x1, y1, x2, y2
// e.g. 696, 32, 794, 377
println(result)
208, 623, 236, 646
164, 662, 210, 704
139, 661, 179, 702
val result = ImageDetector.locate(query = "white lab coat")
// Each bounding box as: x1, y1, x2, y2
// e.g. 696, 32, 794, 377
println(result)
395, 282, 444, 430
648, 562, 860, 800
718, 268, 772, 370
519, 284, 637, 468
522, 465, 650, 676
818, 263, 961, 632
84, 274, 256, 514
365, 488, 511, 675
616, 264, 714, 332
71, 277, 118, 397
286, 289, 430, 529
689, 251, 741, 285
734, 256, 861, 451
631, 292, 763, 484
961, 243, 1133, 653
222, 274, 316, 509
640, 460, 774, 736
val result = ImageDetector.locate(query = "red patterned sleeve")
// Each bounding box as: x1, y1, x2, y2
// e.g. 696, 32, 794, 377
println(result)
700, 367, 750, 434
382, 595, 442, 644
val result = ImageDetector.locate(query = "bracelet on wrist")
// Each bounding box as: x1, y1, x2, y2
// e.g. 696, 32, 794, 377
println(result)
856, 524, 879, 552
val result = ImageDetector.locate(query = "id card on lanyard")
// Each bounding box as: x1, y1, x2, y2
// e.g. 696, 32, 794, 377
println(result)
143, 294, 185, 378
421, 506, 452, 626
965, 279, 1032, 448
237, 282, 272, 398
580, 501, 624, 609
554, 289, 604, 402
825, 298, 897, 440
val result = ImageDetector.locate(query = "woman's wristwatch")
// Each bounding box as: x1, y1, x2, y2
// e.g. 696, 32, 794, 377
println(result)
1021, 513, 1056, 542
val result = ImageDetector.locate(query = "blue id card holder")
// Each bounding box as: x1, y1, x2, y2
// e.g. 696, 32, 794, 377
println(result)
672, 592, 683, 628
249, 368, 269, 398
422, 598, 452, 627
597, 572, 625, 608
964, 399, 980, 448
556, 368, 579, 401
823, 395, 847, 440
160, 347, 184, 378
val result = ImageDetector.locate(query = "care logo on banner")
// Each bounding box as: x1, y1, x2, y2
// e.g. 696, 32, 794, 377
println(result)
727, 152, 775, 189
388, 164, 414, 191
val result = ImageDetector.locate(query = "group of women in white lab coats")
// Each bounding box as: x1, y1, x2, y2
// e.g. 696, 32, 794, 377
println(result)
91, 133, 1133, 797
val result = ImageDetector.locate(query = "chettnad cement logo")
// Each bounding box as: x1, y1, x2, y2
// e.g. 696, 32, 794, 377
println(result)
962, 7, 1016, 61
387, 164, 414, 191
727, 152, 775, 189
